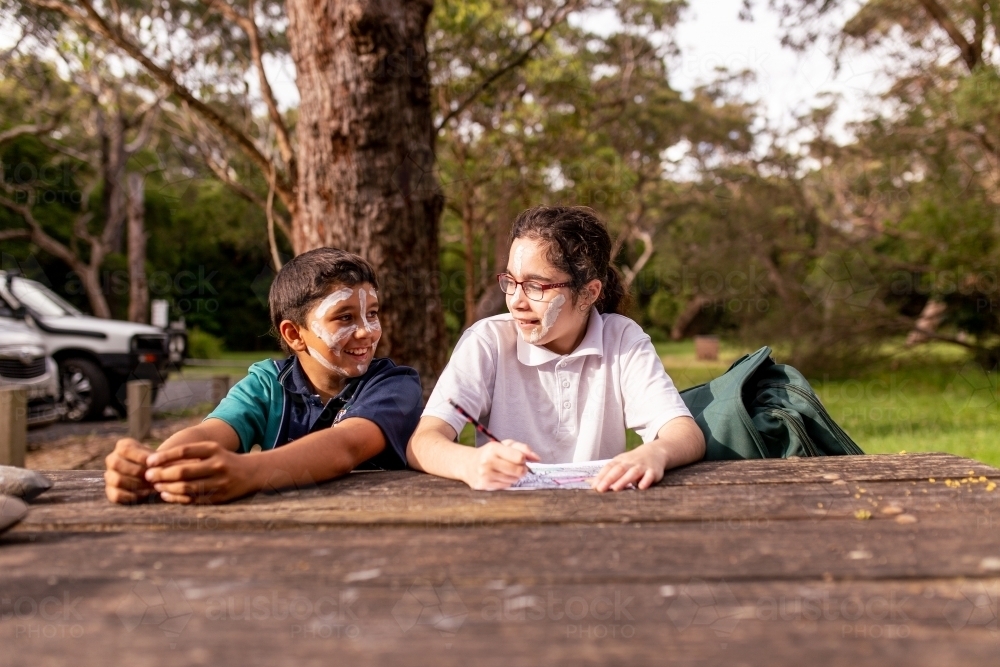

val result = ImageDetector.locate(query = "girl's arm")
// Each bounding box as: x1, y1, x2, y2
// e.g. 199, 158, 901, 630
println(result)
407, 416, 539, 490
591, 416, 705, 492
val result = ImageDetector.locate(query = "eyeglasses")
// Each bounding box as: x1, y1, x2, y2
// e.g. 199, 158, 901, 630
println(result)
496, 273, 572, 301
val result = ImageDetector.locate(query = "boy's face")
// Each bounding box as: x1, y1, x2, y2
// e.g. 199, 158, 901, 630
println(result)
293, 282, 381, 381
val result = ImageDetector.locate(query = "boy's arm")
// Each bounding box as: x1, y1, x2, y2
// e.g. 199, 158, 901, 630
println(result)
104, 419, 241, 504
407, 416, 539, 490
142, 417, 385, 504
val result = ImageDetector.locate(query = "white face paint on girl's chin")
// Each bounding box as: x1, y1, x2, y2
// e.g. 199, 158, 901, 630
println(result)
525, 293, 566, 344
307, 345, 350, 376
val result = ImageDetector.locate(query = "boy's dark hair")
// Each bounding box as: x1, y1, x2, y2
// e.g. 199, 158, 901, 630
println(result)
508, 206, 629, 315
269, 248, 379, 352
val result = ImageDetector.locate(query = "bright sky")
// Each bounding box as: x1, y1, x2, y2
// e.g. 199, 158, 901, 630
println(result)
667, 0, 884, 143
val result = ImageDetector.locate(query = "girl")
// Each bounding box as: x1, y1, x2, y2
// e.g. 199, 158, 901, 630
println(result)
407, 206, 705, 491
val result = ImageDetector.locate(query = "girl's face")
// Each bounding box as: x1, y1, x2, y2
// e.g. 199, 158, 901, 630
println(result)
297, 282, 382, 380
504, 237, 600, 355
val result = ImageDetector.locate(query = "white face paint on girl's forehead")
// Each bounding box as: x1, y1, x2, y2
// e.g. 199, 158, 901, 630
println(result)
513, 245, 526, 276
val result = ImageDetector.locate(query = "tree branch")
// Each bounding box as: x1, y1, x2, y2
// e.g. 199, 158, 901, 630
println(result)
28, 0, 295, 211
204, 0, 296, 181
0, 193, 84, 269
435, 3, 575, 133
916, 0, 979, 70
0, 120, 59, 146
0, 229, 32, 242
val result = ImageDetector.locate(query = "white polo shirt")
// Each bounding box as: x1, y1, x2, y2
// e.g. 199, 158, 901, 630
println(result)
423, 310, 692, 463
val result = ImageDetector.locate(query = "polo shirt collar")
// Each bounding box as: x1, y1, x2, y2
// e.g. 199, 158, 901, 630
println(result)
280, 355, 360, 400
515, 308, 604, 367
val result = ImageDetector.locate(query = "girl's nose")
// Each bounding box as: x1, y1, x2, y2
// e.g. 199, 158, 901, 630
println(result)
509, 283, 529, 308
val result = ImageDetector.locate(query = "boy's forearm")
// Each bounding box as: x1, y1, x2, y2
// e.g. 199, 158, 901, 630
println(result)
242, 419, 383, 492
157, 424, 232, 452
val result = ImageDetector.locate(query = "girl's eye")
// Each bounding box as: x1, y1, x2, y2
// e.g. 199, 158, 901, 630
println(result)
368, 311, 379, 319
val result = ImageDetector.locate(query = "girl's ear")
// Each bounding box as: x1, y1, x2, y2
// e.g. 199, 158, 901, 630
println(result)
579, 279, 603, 311
279, 320, 308, 352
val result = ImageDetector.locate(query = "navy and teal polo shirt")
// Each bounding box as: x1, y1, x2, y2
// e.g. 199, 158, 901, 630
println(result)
206, 356, 422, 470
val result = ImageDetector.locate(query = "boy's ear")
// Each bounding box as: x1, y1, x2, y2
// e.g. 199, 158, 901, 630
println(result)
279, 320, 308, 352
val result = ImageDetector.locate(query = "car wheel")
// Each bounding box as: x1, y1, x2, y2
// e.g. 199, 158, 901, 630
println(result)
60, 358, 110, 421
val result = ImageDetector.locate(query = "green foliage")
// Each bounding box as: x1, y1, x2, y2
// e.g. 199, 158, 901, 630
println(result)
186, 327, 225, 359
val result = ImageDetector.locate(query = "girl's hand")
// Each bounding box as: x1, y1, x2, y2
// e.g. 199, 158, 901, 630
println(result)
592, 445, 667, 492
144, 442, 261, 504
464, 440, 540, 490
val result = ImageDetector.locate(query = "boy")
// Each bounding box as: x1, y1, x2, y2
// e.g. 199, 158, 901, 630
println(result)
104, 248, 422, 504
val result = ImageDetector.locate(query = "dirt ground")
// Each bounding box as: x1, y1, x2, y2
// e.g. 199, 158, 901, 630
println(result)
26, 413, 209, 470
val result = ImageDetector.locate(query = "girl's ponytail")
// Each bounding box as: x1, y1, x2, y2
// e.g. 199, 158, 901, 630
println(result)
598, 263, 628, 315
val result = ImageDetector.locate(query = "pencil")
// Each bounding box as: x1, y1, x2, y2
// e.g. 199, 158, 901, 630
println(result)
448, 399, 502, 443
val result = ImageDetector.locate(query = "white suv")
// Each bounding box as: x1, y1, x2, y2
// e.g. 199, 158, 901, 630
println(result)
0, 301, 60, 427
0, 271, 187, 421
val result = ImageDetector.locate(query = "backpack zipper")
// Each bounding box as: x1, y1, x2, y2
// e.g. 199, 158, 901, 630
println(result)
767, 407, 820, 457
760, 382, 864, 455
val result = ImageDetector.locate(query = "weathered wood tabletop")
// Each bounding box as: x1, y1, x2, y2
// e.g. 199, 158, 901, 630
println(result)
2, 452, 999, 666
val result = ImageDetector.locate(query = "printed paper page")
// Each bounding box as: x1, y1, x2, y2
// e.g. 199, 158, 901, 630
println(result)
506, 460, 613, 490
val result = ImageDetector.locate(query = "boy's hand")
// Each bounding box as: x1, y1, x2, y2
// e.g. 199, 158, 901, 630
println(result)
592, 445, 667, 492
105, 438, 156, 504
144, 442, 261, 504
463, 440, 540, 490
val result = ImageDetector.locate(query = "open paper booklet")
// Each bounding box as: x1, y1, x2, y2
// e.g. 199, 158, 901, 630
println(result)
506, 460, 612, 490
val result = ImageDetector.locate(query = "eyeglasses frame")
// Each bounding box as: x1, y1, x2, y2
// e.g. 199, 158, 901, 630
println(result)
496, 273, 573, 301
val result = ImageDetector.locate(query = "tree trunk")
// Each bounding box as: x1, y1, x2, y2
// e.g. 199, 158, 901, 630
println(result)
462, 199, 477, 329
126, 173, 148, 323
286, 0, 446, 387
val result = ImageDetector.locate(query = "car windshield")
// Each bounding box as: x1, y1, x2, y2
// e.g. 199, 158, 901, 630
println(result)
10, 278, 82, 317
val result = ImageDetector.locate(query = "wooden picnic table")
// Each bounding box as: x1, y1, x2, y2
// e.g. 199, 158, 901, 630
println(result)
2, 452, 998, 666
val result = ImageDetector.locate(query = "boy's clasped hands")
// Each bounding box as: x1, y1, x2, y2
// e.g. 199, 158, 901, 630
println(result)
105, 436, 260, 505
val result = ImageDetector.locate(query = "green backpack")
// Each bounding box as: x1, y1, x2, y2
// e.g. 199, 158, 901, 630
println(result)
679, 346, 864, 460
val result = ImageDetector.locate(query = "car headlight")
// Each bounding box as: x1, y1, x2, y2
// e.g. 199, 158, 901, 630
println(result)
0, 345, 46, 361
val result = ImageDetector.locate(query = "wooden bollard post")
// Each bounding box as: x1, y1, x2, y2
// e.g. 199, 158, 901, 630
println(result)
127, 380, 153, 441
210, 375, 230, 406
0, 388, 27, 467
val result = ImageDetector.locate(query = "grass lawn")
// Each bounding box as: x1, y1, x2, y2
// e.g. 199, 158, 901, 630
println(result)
656, 339, 1000, 468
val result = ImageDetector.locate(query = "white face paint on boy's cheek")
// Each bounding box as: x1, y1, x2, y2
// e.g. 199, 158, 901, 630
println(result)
310, 321, 357, 355
307, 345, 350, 376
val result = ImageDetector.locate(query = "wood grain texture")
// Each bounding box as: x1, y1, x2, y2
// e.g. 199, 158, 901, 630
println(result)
1, 452, 997, 665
